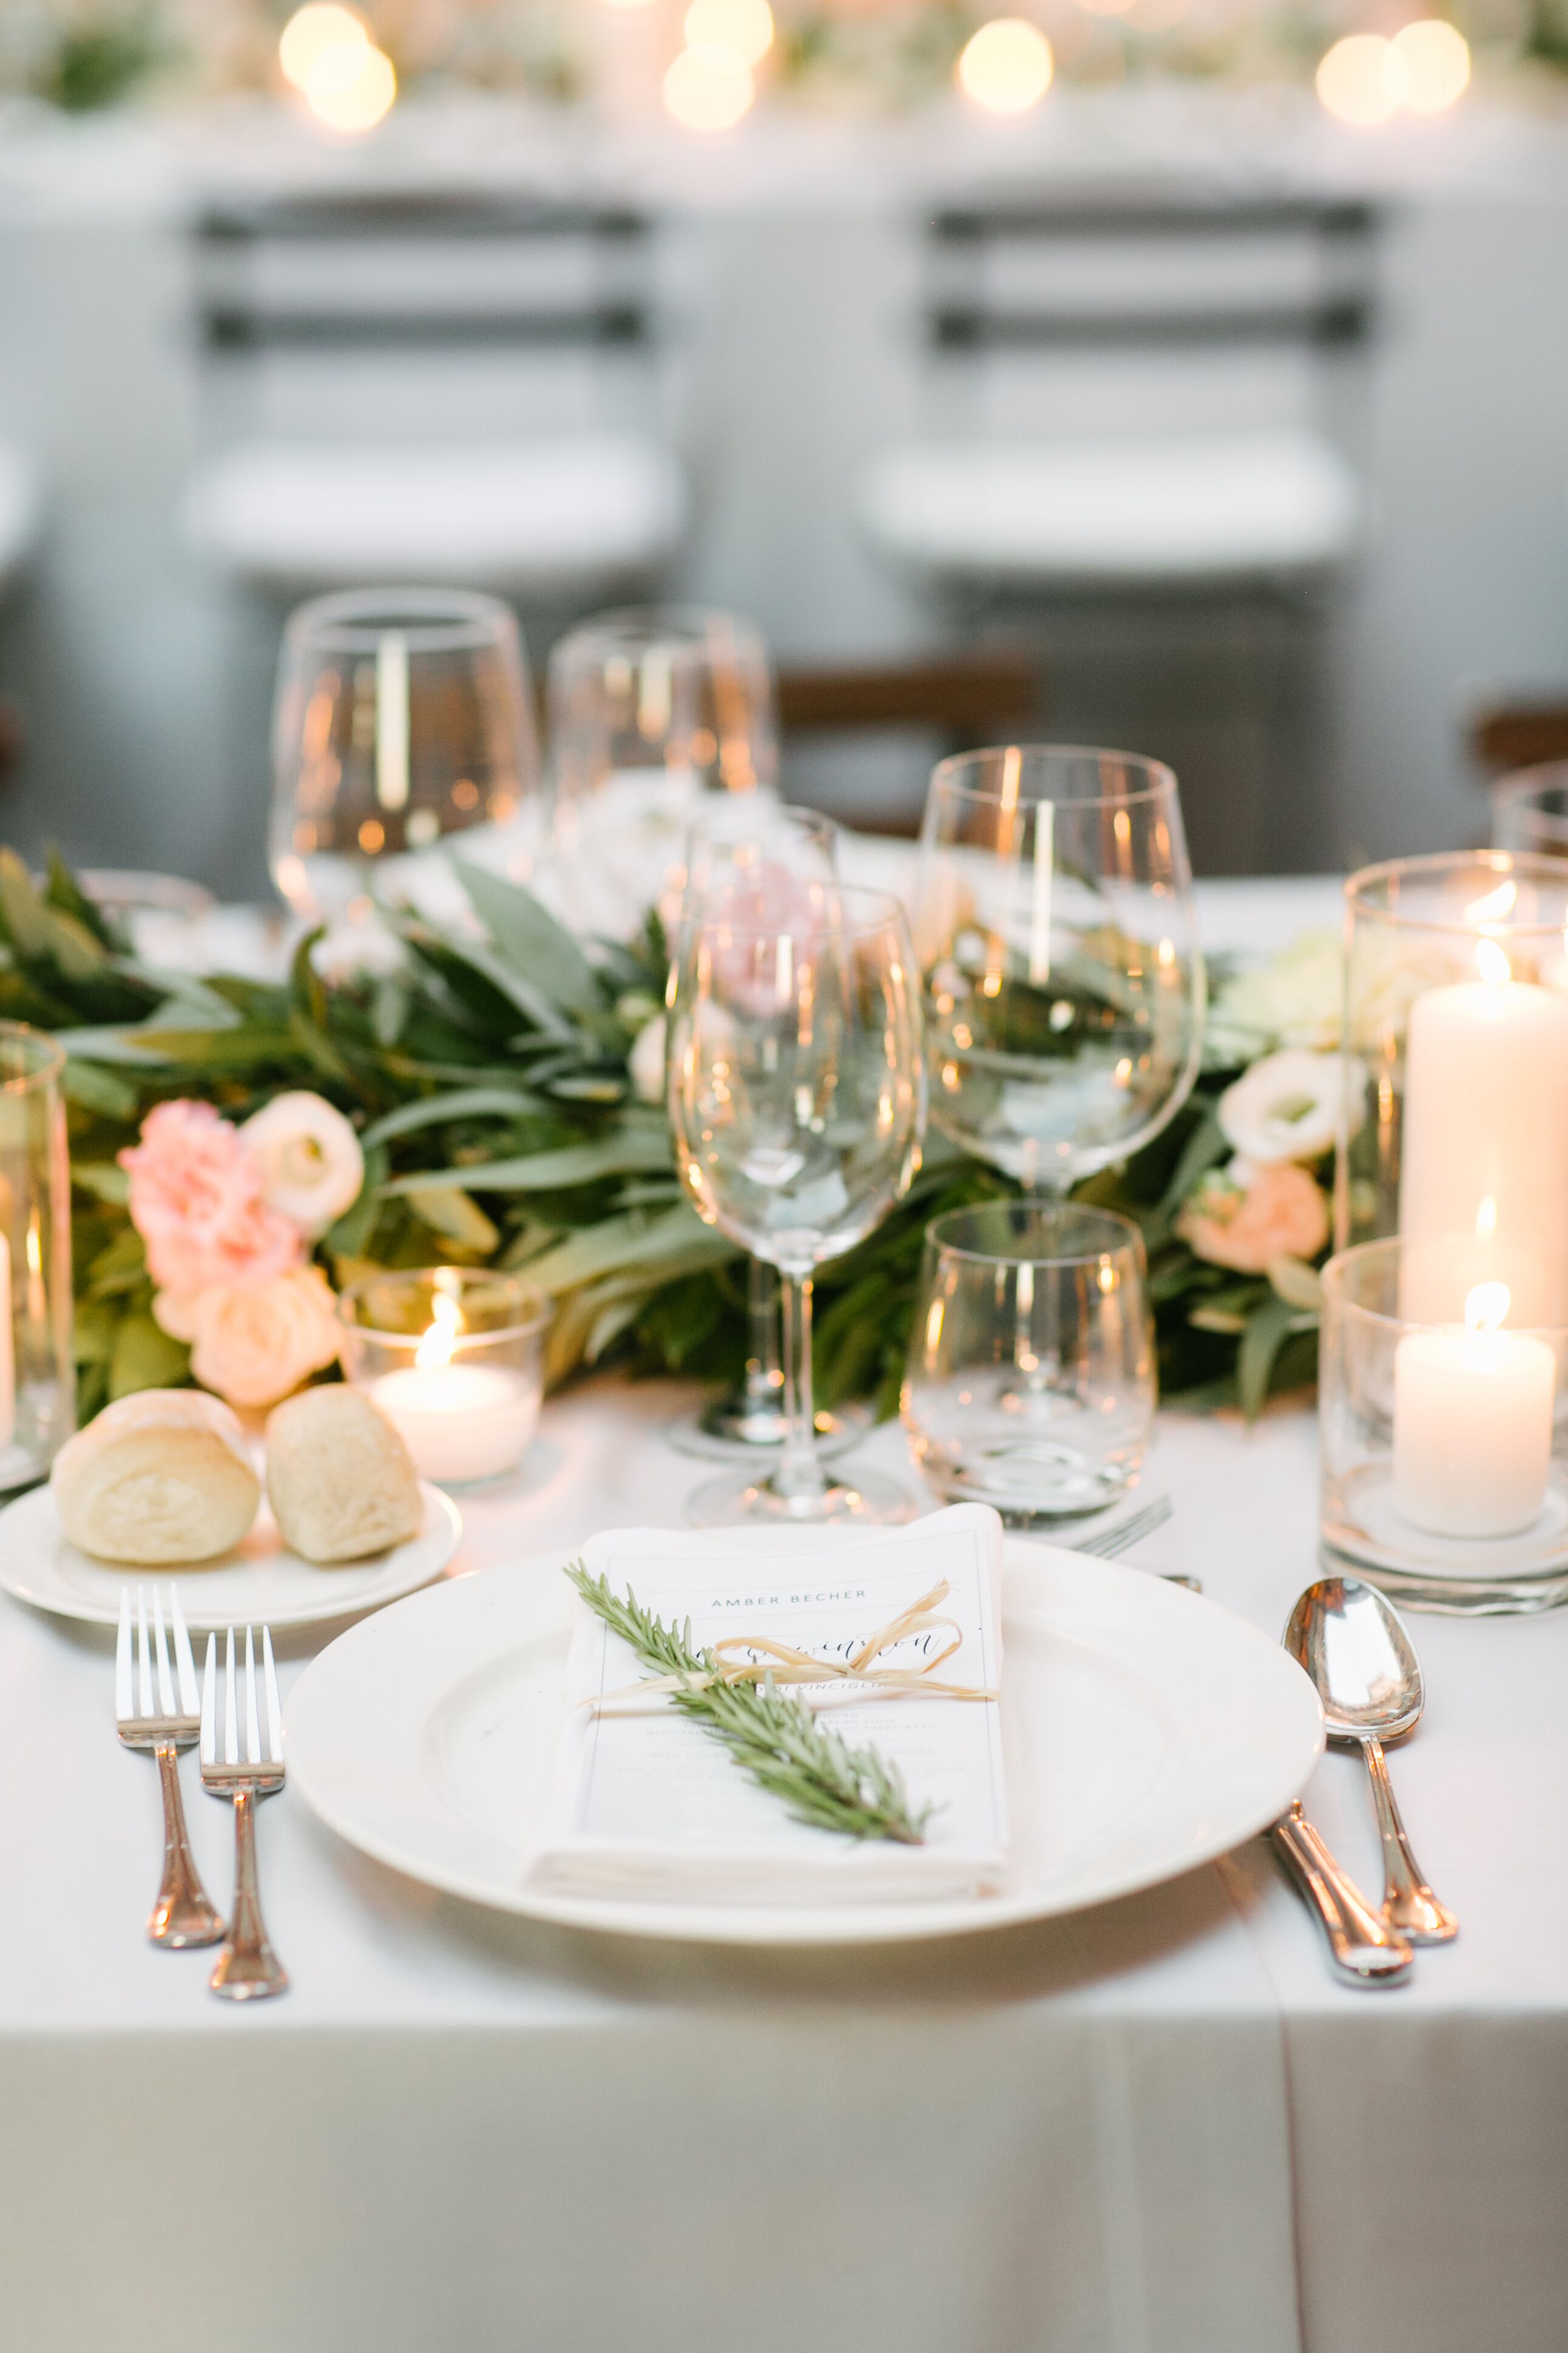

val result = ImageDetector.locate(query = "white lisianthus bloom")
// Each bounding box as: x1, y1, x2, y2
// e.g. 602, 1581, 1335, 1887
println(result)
242, 1091, 365, 1238
1216, 1048, 1367, 1167
629, 1014, 668, 1106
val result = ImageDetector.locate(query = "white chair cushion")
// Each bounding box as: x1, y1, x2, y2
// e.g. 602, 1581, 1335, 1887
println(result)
183, 435, 686, 595
0, 443, 44, 592
858, 429, 1361, 588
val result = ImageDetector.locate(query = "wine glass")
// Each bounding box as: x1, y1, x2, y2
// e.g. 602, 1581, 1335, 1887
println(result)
270, 588, 540, 924
663, 801, 847, 1460
668, 882, 926, 1527
547, 606, 776, 933
912, 746, 1204, 1195
1491, 764, 1568, 858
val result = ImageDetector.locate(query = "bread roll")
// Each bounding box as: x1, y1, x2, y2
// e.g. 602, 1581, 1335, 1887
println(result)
52, 1389, 261, 1565
265, 1386, 423, 1564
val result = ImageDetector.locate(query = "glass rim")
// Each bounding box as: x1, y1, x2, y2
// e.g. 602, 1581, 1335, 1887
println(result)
1344, 848, 1568, 937
1321, 1233, 1568, 1336
682, 881, 911, 941
928, 744, 1180, 812
925, 1199, 1146, 1269
0, 1021, 66, 1093
284, 586, 521, 656
337, 1265, 552, 1342
575, 603, 767, 649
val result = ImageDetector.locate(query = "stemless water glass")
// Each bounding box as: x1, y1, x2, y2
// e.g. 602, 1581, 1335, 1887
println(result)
547, 606, 776, 932
903, 1201, 1155, 1520
270, 588, 540, 922
665, 802, 845, 1458
668, 882, 926, 1526
912, 747, 1205, 1194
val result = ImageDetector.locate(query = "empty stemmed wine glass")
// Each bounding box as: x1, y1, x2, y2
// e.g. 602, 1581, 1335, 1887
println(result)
270, 588, 539, 925
664, 801, 849, 1460
547, 606, 777, 935
912, 746, 1204, 1195
910, 747, 1202, 1506
668, 882, 926, 1526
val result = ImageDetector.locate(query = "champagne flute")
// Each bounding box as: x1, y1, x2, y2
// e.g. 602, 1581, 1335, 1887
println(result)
668, 882, 926, 1526
270, 588, 539, 925
912, 746, 1204, 1195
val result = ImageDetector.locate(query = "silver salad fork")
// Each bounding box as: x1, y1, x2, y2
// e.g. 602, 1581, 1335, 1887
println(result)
115, 1585, 225, 1948
200, 1626, 289, 2001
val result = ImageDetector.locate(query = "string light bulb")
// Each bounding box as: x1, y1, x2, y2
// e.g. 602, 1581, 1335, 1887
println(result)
278, 3, 368, 90
683, 0, 775, 66
1391, 18, 1471, 112
663, 43, 755, 128
956, 18, 1055, 114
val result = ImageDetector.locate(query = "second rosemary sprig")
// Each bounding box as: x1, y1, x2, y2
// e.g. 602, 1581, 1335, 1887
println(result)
564, 1562, 931, 1846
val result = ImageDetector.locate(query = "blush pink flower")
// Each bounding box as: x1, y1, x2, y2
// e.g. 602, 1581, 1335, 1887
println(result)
154, 1267, 341, 1411
1177, 1161, 1329, 1277
120, 1099, 303, 1296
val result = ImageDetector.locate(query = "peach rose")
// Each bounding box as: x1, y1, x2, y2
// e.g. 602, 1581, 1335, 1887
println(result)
121, 1100, 301, 1295
1177, 1161, 1329, 1277
154, 1267, 341, 1410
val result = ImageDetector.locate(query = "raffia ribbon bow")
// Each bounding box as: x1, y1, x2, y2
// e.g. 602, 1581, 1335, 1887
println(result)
589, 1578, 998, 1712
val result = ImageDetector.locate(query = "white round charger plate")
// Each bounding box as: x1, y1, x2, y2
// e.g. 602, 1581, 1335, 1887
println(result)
0, 1480, 462, 1632
285, 1533, 1324, 1946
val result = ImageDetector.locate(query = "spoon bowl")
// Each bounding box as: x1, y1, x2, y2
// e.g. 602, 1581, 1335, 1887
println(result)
1284, 1576, 1423, 1745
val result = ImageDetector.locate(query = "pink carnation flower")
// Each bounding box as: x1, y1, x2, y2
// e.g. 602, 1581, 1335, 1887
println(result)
120, 1100, 303, 1297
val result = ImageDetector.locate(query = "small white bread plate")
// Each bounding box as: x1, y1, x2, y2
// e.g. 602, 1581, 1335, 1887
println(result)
285, 1534, 1324, 1945
0, 1481, 462, 1632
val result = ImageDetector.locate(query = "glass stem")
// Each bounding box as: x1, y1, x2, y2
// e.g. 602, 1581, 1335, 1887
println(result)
773, 1271, 828, 1502
742, 1256, 782, 1411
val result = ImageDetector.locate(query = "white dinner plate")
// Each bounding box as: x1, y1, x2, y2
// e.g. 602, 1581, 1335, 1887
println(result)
285, 1533, 1324, 1945
0, 1480, 462, 1632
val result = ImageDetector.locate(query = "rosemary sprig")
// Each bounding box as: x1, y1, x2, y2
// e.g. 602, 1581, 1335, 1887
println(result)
565, 1562, 931, 1846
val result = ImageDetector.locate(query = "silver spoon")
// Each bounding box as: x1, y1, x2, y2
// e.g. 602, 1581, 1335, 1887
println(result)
1285, 1576, 1458, 1945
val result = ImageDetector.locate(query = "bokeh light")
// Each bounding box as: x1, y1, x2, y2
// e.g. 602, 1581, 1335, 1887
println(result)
304, 38, 397, 131
957, 18, 1055, 112
1391, 18, 1471, 112
663, 43, 756, 128
279, 4, 368, 92
1316, 33, 1405, 125
683, 0, 775, 66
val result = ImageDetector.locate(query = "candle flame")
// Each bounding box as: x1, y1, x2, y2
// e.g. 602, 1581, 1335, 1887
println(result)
1465, 1280, 1510, 1335
1476, 937, 1512, 987
1467, 878, 1517, 926
1475, 1194, 1497, 1237
415, 1288, 464, 1370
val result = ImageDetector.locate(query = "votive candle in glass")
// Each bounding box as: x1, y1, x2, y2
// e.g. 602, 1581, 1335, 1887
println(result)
338, 1268, 551, 1488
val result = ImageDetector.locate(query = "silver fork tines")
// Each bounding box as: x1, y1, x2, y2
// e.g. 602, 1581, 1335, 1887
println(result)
200, 1625, 288, 2001
114, 1584, 225, 1949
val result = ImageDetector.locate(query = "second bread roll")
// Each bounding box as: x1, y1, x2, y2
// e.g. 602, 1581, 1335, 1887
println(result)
265, 1386, 424, 1564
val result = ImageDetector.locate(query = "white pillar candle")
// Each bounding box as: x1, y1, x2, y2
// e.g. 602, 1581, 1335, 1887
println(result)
368, 1363, 540, 1485
1399, 944, 1568, 1323
1393, 1282, 1556, 1537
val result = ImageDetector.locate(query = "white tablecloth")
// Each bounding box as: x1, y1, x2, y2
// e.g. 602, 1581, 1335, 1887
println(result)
4, 1380, 1568, 2353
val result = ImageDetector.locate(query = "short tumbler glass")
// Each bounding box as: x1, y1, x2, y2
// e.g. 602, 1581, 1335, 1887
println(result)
902, 1201, 1154, 1522
338, 1267, 551, 1489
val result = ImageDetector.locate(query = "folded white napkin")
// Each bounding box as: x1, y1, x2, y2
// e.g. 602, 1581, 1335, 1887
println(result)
529, 1505, 1009, 1908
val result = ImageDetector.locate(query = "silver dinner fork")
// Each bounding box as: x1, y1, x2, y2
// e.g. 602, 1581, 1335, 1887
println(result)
1072, 1496, 1202, 1590
200, 1626, 289, 2001
115, 1585, 225, 1948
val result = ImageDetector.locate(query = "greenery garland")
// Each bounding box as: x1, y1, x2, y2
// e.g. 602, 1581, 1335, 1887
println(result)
0, 847, 1320, 1429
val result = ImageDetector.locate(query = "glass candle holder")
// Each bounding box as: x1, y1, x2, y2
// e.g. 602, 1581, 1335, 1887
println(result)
1320, 1235, 1568, 1613
1338, 851, 1568, 1260
902, 1200, 1155, 1522
338, 1268, 551, 1489
0, 1025, 74, 1489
